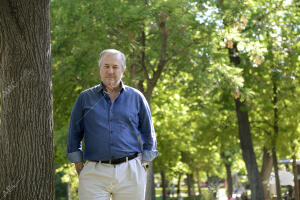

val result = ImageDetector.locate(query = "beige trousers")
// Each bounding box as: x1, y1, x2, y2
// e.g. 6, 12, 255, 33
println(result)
78, 156, 147, 200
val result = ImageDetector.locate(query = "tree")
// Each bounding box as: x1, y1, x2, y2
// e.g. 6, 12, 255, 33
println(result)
0, 1, 55, 199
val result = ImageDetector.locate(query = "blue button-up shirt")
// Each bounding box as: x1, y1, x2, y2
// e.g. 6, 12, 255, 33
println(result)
67, 82, 158, 163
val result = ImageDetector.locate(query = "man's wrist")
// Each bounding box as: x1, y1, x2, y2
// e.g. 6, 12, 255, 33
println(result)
141, 150, 158, 162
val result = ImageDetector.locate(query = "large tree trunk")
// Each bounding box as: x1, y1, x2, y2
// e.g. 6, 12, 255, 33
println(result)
234, 98, 265, 199
0, 1, 54, 200
261, 147, 273, 199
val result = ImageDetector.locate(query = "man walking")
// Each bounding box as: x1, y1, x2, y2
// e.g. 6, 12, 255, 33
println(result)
67, 49, 158, 200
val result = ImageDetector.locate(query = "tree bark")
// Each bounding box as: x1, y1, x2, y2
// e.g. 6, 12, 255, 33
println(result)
187, 173, 195, 197
228, 41, 264, 199
272, 81, 282, 200
161, 170, 167, 200
272, 149, 281, 200
0, 0, 54, 200
67, 182, 71, 200
145, 164, 156, 200
221, 151, 233, 198
129, 53, 138, 88
234, 98, 265, 199
225, 162, 233, 198
261, 147, 273, 199
196, 168, 202, 196
177, 173, 182, 199
293, 154, 300, 200
187, 174, 191, 197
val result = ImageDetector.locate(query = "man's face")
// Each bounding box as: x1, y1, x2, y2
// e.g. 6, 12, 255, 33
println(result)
100, 53, 124, 88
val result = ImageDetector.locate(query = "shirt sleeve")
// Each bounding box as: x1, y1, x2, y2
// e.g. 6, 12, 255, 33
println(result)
67, 94, 84, 163
138, 95, 158, 162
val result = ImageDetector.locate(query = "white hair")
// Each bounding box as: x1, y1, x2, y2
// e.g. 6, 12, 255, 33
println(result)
98, 49, 126, 69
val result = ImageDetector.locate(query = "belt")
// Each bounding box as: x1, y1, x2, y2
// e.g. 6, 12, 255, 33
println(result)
90, 153, 138, 165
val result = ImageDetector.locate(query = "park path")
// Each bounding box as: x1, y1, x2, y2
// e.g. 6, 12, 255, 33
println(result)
217, 188, 228, 200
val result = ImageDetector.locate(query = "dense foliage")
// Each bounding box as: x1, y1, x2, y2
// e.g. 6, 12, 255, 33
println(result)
51, 0, 300, 199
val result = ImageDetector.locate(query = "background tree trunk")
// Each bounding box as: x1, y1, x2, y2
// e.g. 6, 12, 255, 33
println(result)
67, 182, 71, 200
0, 1, 54, 199
228, 41, 265, 199
187, 173, 195, 197
272, 149, 281, 200
293, 154, 300, 200
187, 174, 192, 197
161, 170, 167, 200
177, 173, 182, 199
234, 98, 265, 199
145, 165, 156, 200
272, 80, 281, 200
261, 147, 273, 199
196, 168, 202, 196
221, 151, 233, 198
225, 162, 233, 198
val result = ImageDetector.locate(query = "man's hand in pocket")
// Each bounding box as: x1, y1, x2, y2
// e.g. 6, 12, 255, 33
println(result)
75, 162, 84, 176
141, 161, 151, 172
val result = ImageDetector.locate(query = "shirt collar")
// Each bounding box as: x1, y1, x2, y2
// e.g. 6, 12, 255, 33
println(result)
96, 81, 126, 93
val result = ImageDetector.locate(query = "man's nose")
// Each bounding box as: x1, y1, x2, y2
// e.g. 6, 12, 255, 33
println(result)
108, 67, 114, 73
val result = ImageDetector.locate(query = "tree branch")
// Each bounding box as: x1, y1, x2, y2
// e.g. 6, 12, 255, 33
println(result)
165, 40, 196, 63
140, 29, 150, 82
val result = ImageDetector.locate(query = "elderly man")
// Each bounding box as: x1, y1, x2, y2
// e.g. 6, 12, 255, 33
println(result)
67, 49, 158, 200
